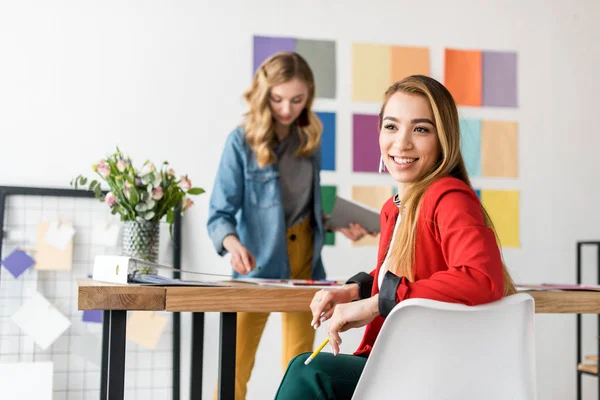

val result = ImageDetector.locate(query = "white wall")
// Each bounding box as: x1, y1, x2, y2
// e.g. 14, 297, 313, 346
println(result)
1, 0, 600, 398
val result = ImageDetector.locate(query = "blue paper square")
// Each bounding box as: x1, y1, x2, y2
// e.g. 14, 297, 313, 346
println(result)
316, 111, 336, 171
1, 249, 35, 278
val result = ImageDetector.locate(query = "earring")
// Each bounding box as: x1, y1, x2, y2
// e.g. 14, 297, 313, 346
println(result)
378, 156, 386, 173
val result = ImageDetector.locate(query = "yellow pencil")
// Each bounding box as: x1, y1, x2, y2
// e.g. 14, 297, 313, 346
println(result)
304, 337, 330, 365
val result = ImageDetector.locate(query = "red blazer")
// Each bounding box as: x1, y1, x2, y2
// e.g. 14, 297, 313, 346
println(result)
354, 176, 505, 357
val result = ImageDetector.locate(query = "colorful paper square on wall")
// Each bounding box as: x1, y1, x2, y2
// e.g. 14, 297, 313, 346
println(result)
352, 114, 380, 173
459, 119, 482, 177
480, 190, 520, 248
253, 35, 336, 99
321, 185, 337, 245
351, 186, 392, 247
352, 43, 390, 102
391, 46, 430, 82
444, 49, 482, 106
352, 43, 430, 102
481, 120, 518, 178
316, 111, 336, 171
482, 51, 518, 107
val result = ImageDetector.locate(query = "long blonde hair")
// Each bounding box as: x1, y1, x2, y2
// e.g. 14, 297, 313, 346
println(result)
382, 76, 516, 296
243, 52, 322, 167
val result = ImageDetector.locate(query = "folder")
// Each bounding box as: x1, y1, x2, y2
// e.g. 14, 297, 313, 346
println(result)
324, 196, 380, 233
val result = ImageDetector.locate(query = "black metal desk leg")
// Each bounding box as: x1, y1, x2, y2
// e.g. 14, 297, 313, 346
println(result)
218, 312, 237, 400
190, 312, 205, 399
99, 310, 127, 400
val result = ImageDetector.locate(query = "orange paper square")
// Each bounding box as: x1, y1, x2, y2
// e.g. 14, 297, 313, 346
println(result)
444, 49, 482, 106
391, 46, 430, 82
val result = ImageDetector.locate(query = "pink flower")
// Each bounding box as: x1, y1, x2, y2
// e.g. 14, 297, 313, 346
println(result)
167, 168, 175, 177
104, 192, 117, 206
123, 181, 131, 199
183, 198, 194, 211
97, 161, 110, 178
152, 186, 163, 200
116, 160, 127, 172
179, 176, 191, 191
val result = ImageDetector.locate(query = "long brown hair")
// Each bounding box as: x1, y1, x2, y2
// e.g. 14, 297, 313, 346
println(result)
243, 52, 322, 168
382, 75, 516, 296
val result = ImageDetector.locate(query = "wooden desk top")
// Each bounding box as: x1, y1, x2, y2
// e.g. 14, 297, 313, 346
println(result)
77, 279, 166, 311
77, 280, 600, 314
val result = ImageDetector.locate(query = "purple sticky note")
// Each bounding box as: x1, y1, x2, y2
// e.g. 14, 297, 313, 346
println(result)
83, 309, 103, 323
353, 114, 381, 172
1, 249, 35, 278
253, 36, 296, 74
482, 51, 518, 107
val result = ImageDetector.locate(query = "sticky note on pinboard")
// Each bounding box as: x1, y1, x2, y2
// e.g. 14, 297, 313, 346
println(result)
0, 362, 53, 400
316, 111, 336, 171
480, 190, 520, 248
321, 185, 337, 246
351, 186, 392, 247
35, 221, 73, 270
1, 249, 35, 278
11, 291, 72, 350
353, 114, 381, 173
126, 311, 168, 350
352, 43, 391, 102
481, 120, 518, 178
444, 49, 482, 107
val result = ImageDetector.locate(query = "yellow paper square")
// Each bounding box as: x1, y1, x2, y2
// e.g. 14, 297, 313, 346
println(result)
480, 190, 520, 248
481, 120, 518, 177
35, 221, 73, 270
126, 311, 168, 350
352, 43, 391, 102
351, 185, 393, 247
391, 46, 430, 82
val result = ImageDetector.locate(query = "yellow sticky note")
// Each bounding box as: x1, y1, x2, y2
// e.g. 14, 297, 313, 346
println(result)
352, 43, 391, 103
480, 190, 520, 248
126, 311, 168, 350
391, 46, 430, 82
351, 185, 393, 247
481, 120, 518, 178
35, 221, 73, 270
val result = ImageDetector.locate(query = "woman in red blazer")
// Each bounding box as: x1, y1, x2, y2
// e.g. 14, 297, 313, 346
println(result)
274, 75, 517, 399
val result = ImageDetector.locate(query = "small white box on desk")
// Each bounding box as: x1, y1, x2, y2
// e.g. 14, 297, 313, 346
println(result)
92, 255, 133, 284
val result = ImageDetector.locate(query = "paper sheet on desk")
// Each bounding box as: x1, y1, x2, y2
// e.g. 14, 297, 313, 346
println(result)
129, 274, 228, 286
230, 278, 342, 289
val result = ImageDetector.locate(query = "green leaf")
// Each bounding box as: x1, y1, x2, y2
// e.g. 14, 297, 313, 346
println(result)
146, 199, 156, 209
129, 187, 139, 205
135, 203, 148, 212
144, 211, 155, 220
166, 208, 174, 224
140, 190, 149, 202
187, 188, 205, 195
79, 176, 88, 186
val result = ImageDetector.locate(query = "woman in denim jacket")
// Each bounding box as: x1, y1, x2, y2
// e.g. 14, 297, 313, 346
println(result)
207, 52, 369, 399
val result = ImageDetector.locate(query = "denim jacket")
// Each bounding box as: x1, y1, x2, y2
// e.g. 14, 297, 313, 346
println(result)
207, 126, 326, 280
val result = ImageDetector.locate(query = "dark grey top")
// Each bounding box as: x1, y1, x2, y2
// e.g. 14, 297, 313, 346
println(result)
274, 128, 314, 228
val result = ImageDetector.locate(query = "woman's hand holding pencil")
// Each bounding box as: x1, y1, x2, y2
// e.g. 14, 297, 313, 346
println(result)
307, 290, 381, 360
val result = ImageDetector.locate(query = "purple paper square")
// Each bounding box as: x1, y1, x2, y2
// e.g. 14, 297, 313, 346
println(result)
1, 249, 35, 278
353, 114, 381, 172
482, 51, 518, 107
253, 36, 296, 74
83, 309, 103, 323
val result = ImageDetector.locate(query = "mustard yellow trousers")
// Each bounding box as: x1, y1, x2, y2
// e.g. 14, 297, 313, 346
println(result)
214, 216, 316, 400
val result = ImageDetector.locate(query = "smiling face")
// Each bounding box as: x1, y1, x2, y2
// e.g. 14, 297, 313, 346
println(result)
379, 91, 441, 184
268, 77, 309, 127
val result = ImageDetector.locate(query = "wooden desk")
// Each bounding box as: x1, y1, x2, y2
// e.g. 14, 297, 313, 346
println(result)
77, 281, 600, 400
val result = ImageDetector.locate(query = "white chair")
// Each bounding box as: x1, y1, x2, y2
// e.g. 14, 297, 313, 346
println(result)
352, 293, 537, 400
